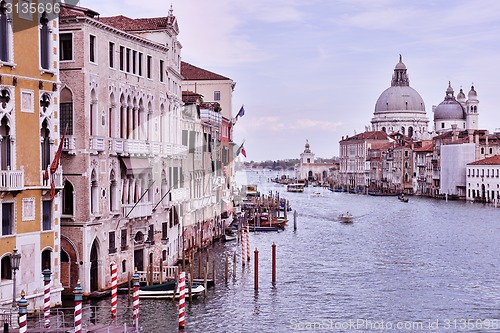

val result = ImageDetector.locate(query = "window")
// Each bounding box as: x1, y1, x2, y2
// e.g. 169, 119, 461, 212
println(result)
59, 33, 73, 61
0, 116, 11, 170
41, 249, 51, 270
182, 130, 188, 146
214, 91, 221, 101
109, 42, 114, 68
126, 48, 130, 72
60, 87, 73, 135
40, 120, 51, 171
40, 12, 50, 70
1, 255, 11, 280
90, 170, 98, 214
0, 1, 10, 62
1, 202, 13, 236
62, 181, 74, 215
42, 201, 51, 231
109, 231, 116, 253
122, 260, 126, 273
138, 53, 143, 76
89, 35, 96, 63
441, 122, 445, 129
120, 229, 127, 250
159, 60, 164, 82
119, 46, 124, 70
132, 50, 136, 74
162, 222, 168, 239
147, 55, 152, 78
147, 225, 154, 244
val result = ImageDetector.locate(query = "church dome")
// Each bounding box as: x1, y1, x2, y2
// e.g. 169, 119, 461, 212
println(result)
375, 86, 426, 113
434, 82, 465, 121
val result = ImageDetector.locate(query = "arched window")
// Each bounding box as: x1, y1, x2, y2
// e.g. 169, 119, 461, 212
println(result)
0, 1, 10, 63
401, 126, 405, 135
381, 127, 386, 133
404, 173, 409, 182
62, 180, 74, 215
121, 259, 127, 273
90, 170, 98, 214
41, 249, 52, 270
1, 255, 12, 280
41, 120, 51, 171
90, 89, 97, 136
0, 116, 11, 170
408, 126, 413, 138
60, 88, 73, 135
40, 12, 50, 70
161, 171, 168, 207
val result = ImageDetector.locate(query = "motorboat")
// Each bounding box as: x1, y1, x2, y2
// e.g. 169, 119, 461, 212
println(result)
338, 212, 353, 223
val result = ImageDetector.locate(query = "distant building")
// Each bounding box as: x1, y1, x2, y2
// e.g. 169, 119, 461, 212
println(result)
433, 83, 479, 133
371, 55, 429, 138
295, 140, 336, 184
466, 155, 500, 202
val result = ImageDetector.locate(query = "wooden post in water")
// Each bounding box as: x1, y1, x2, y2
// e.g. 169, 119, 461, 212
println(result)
284, 201, 288, 219
272, 242, 277, 284
212, 259, 216, 286
198, 251, 202, 278
225, 253, 229, 283
254, 248, 259, 290
204, 261, 208, 297
159, 258, 163, 284
233, 251, 237, 278
188, 265, 193, 302
127, 272, 131, 304
172, 268, 179, 301
293, 210, 298, 231
182, 250, 186, 273
149, 259, 154, 285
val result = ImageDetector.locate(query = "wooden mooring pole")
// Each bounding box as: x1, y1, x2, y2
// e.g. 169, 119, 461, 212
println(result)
293, 210, 298, 231
225, 253, 229, 283
254, 248, 259, 290
272, 242, 276, 284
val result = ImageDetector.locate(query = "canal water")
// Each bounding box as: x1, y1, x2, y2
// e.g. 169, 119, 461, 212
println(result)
92, 170, 500, 332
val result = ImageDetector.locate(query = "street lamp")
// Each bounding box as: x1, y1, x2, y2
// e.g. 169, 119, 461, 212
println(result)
10, 248, 21, 307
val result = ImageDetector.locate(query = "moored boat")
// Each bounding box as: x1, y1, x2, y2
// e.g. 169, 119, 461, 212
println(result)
287, 183, 305, 192
139, 280, 205, 299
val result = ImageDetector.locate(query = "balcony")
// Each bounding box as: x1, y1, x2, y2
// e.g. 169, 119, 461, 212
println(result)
0, 169, 24, 191
122, 202, 153, 219
90, 136, 105, 152
170, 188, 188, 202
125, 140, 148, 156
163, 143, 188, 159
62, 136, 76, 154
109, 138, 125, 155
150, 141, 162, 155
41, 166, 63, 189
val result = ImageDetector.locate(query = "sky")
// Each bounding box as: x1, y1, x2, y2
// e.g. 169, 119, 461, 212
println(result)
80, 0, 500, 161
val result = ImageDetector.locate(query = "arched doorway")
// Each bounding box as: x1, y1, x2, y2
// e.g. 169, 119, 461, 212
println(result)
134, 232, 145, 271
481, 184, 486, 201
90, 240, 99, 291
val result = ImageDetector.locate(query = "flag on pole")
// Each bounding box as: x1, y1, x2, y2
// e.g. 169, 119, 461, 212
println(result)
234, 139, 246, 158
235, 105, 245, 120
49, 126, 66, 201
241, 147, 247, 158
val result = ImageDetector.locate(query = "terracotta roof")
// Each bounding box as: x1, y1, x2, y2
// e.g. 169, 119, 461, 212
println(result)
468, 155, 500, 166
182, 91, 202, 104
98, 16, 174, 31
181, 62, 231, 81
414, 143, 434, 152
369, 142, 393, 150
341, 131, 390, 142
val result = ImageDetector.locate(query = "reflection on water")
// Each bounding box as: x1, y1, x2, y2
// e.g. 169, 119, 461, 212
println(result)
90, 170, 500, 332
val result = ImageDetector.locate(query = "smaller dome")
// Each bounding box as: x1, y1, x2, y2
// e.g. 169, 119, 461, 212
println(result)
446, 81, 454, 94
434, 101, 465, 120
457, 88, 466, 100
468, 85, 477, 98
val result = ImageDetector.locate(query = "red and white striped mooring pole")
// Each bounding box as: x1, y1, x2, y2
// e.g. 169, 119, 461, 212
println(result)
17, 290, 28, 333
43, 268, 52, 329
133, 269, 140, 331
178, 271, 186, 329
241, 226, 246, 266
73, 280, 83, 333
111, 262, 118, 318
246, 224, 251, 261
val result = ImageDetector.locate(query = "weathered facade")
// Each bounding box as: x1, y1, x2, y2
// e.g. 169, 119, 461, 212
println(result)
0, 2, 63, 308
58, 4, 184, 295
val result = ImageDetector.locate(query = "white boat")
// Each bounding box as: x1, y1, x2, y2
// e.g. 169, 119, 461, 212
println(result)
139, 281, 205, 299
287, 183, 305, 193
338, 212, 353, 223
313, 191, 321, 197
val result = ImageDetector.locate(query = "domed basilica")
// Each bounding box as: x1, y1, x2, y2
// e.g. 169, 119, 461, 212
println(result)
371, 55, 429, 138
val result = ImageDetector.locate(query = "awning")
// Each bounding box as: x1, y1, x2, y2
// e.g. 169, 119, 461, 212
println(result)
120, 157, 152, 176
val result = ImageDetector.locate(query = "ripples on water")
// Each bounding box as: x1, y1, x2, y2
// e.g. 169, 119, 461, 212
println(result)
92, 171, 500, 332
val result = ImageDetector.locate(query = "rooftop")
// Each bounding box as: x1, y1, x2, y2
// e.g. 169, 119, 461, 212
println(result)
468, 155, 500, 166
181, 62, 231, 81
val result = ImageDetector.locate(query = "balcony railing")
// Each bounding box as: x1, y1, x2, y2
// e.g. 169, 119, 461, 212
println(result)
90, 136, 105, 152
109, 138, 125, 155
0, 169, 24, 191
122, 202, 153, 219
150, 142, 162, 155
125, 140, 148, 156
62, 136, 76, 153
41, 166, 63, 188
170, 188, 188, 202
200, 109, 222, 127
